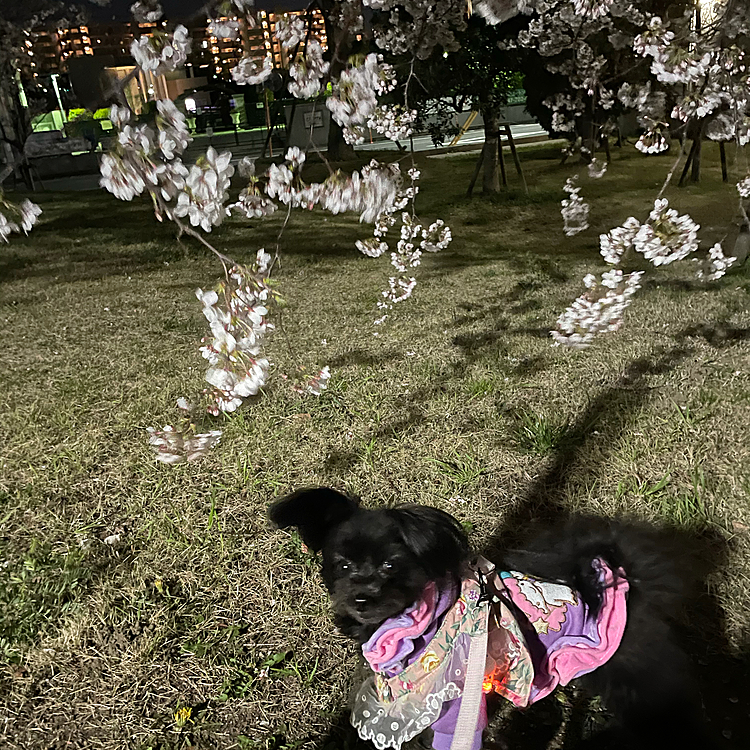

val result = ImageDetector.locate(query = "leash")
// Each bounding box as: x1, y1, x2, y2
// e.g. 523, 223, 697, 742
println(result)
449, 615, 488, 750
449, 558, 495, 750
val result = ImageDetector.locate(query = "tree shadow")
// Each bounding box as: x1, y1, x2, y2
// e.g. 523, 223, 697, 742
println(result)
328, 348, 404, 368
314, 709, 374, 750
678, 322, 750, 347
477, 342, 748, 748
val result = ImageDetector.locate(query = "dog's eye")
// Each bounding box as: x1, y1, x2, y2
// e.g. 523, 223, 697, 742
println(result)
339, 561, 350, 571
381, 561, 393, 571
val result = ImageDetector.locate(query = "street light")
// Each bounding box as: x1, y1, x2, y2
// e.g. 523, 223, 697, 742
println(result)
51, 73, 67, 124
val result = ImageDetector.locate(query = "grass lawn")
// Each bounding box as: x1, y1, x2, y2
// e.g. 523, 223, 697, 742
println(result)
1, 140, 749, 750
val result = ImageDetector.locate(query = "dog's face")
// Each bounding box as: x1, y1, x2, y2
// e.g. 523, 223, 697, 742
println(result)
269, 488, 469, 642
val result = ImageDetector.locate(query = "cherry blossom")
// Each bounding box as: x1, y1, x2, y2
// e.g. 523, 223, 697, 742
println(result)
208, 19, 240, 40
147, 424, 223, 464
171, 148, 234, 232
232, 55, 273, 86
274, 14, 306, 49
633, 199, 700, 267
131, 25, 191, 76
695, 243, 736, 282
599, 217, 641, 264
130, 1, 163, 23
0, 194, 43, 239
292, 366, 331, 396
561, 177, 590, 236
587, 158, 607, 179
288, 40, 330, 99
552, 270, 644, 349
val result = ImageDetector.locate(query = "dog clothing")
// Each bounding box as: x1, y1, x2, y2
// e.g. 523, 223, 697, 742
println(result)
351, 558, 629, 750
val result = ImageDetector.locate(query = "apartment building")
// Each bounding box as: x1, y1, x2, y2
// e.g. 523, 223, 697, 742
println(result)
21, 10, 327, 81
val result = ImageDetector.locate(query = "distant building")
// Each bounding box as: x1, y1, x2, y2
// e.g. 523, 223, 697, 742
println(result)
21, 10, 327, 81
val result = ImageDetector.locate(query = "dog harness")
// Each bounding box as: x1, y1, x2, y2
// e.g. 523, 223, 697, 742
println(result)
350, 557, 629, 750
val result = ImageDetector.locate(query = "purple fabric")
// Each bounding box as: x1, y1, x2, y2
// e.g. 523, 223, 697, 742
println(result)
362, 579, 458, 677
431, 695, 487, 750
501, 559, 629, 703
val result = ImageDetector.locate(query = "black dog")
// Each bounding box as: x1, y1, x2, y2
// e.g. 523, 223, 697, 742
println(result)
270, 487, 712, 750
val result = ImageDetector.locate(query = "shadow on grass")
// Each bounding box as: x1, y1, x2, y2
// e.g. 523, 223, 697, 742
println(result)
328, 348, 404, 368
478, 342, 749, 749
678, 322, 750, 347
314, 709, 374, 750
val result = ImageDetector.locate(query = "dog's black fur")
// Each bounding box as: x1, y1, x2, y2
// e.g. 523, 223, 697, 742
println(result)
270, 487, 469, 641
270, 487, 713, 750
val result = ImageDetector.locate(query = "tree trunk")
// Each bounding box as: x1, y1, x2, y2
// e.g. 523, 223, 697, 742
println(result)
327, 120, 356, 161
482, 108, 501, 194
0, 65, 32, 190
320, 1, 356, 161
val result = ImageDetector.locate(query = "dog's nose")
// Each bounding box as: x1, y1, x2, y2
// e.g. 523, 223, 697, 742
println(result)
354, 595, 369, 610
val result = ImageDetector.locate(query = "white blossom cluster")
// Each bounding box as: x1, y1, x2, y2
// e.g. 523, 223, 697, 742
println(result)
230, 184, 278, 219
737, 177, 750, 199
197, 251, 275, 415
208, 18, 240, 41
561, 177, 590, 236
101, 101, 238, 235
173, 148, 235, 232
635, 130, 669, 154
551, 269, 644, 348
130, 25, 191, 76
635, 16, 710, 86
572, 0, 615, 20
147, 422, 222, 464
473, 0, 522, 26
351, 169, 452, 325
599, 216, 641, 264
368, 0, 467, 60
367, 105, 417, 142
695, 243, 736, 282
587, 158, 607, 179
327, 53, 397, 144
291, 365, 331, 396
130, 1, 162, 23
0, 194, 42, 242
232, 55, 273, 85
260, 148, 402, 225
634, 199, 699, 266
543, 93, 585, 133
598, 201, 699, 267
274, 14, 306, 49
288, 39, 329, 99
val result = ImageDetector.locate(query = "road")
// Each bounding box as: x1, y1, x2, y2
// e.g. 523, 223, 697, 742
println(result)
36, 122, 550, 191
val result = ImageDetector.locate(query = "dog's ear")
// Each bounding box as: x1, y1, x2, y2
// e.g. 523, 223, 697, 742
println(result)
269, 487, 359, 551
386, 506, 469, 579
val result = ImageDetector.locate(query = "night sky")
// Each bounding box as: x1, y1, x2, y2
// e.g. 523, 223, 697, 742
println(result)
91, 1, 308, 22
